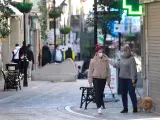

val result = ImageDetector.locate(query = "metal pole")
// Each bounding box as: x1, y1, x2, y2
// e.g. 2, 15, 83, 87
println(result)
118, 17, 121, 50
53, 0, 56, 61
118, 0, 121, 94
53, 0, 56, 46
23, 0, 28, 87
64, 18, 66, 45
94, 0, 97, 48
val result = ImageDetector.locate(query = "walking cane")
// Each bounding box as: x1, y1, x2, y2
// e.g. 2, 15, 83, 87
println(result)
108, 83, 115, 98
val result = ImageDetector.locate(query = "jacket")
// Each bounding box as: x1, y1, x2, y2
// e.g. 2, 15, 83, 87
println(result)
27, 49, 34, 64
88, 54, 111, 82
64, 49, 75, 61
42, 45, 51, 66
52, 49, 64, 63
12, 46, 21, 60
114, 56, 137, 80
19, 46, 27, 60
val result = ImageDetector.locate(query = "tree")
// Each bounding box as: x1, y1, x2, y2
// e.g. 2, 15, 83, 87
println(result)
85, 0, 123, 51
38, 0, 48, 41
98, 0, 123, 48
0, 5, 15, 40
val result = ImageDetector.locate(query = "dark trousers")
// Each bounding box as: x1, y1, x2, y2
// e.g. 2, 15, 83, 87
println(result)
120, 78, 137, 109
93, 78, 106, 108
55, 61, 61, 63
78, 53, 80, 61
12, 59, 19, 64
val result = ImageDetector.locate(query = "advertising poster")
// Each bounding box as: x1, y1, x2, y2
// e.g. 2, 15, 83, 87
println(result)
104, 64, 118, 94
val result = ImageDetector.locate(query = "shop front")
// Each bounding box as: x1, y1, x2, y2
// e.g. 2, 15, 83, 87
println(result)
141, 0, 160, 112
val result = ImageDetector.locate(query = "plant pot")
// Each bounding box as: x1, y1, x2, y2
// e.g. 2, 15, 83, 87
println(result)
60, 27, 71, 34
49, 8, 62, 19
1, 37, 6, 42
12, 2, 33, 13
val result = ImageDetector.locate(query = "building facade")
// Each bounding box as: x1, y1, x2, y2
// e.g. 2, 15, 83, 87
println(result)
140, 0, 160, 112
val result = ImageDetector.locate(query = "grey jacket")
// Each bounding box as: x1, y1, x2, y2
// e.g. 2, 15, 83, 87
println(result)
114, 56, 137, 80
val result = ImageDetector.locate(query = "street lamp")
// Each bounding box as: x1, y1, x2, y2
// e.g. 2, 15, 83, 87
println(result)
88, 26, 94, 58
23, 0, 28, 87
53, 0, 56, 47
94, 0, 98, 48
62, 2, 67, 45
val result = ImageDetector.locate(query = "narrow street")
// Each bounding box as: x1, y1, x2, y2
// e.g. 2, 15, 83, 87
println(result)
0, 80, 90, 120
0, 80, 159, 120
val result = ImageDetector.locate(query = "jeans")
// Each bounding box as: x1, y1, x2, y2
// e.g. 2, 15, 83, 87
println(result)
27, 61, 32, 77
55, 61, 61, 63
93, 78, 106, 108
120, 78, 137, 109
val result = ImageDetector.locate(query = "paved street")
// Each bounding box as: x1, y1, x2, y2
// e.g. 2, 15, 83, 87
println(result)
0, 80, 159, 120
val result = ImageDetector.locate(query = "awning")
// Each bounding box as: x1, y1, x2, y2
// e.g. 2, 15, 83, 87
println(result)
8, 5, 23, 16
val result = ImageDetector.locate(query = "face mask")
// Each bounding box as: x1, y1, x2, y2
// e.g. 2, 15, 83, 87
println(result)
121, 52, 125, 57
98, 53, 103, 58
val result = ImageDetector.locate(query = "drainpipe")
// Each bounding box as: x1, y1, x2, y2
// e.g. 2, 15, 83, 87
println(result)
144, 4, 149, 97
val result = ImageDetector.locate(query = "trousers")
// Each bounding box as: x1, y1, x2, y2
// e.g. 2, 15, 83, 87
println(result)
120, 78, 137, 109
93, 78, 106, 108
27, 61, 32, 77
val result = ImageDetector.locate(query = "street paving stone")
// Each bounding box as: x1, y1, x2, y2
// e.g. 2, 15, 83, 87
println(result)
0, 80, 159, 120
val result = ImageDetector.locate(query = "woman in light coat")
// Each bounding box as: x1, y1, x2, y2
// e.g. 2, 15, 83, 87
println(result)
88, 45, 111, 114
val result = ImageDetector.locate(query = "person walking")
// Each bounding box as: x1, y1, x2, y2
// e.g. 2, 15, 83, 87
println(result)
52, 44, 63, 63
11, 44, 21, 64
109, 44, 138, 113
19, 41, 27, 75
42, 45, 51, 66
88, 44, 111, 114
64, 46, 75, 61
26, 44, 34, 78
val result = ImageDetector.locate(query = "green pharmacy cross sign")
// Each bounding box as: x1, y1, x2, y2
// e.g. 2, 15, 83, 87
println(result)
122, 0, 143, 16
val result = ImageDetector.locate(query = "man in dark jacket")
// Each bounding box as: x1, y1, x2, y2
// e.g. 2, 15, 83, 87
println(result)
27, 44, 34, 78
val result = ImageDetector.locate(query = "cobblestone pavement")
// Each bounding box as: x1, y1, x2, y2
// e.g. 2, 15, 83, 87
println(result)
0, 80, 159, 120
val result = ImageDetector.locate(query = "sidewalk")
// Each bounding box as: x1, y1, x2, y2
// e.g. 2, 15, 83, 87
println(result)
0, 80, 49, 100
0, 79, 159, 120
71, 93, 160, 120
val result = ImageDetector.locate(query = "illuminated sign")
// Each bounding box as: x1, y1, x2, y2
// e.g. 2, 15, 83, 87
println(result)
123, 0, 143, 16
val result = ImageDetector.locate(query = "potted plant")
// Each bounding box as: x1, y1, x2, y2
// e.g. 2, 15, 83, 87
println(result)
60, 27, 71, 34
0, 29, 10, 42
0, 19, 11, 42
11, 2, 33, 13
0, 27, 11, 42
0, 7, 15, 18
48, 7, 62, 19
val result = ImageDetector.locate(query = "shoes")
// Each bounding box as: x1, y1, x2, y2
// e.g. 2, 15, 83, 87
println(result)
133, 108, 138, 113
120, 108, 128, 113
97, 108, 102, 114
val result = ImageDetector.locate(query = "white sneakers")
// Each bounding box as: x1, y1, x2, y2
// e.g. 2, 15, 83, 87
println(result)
97, 108, 102, 114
